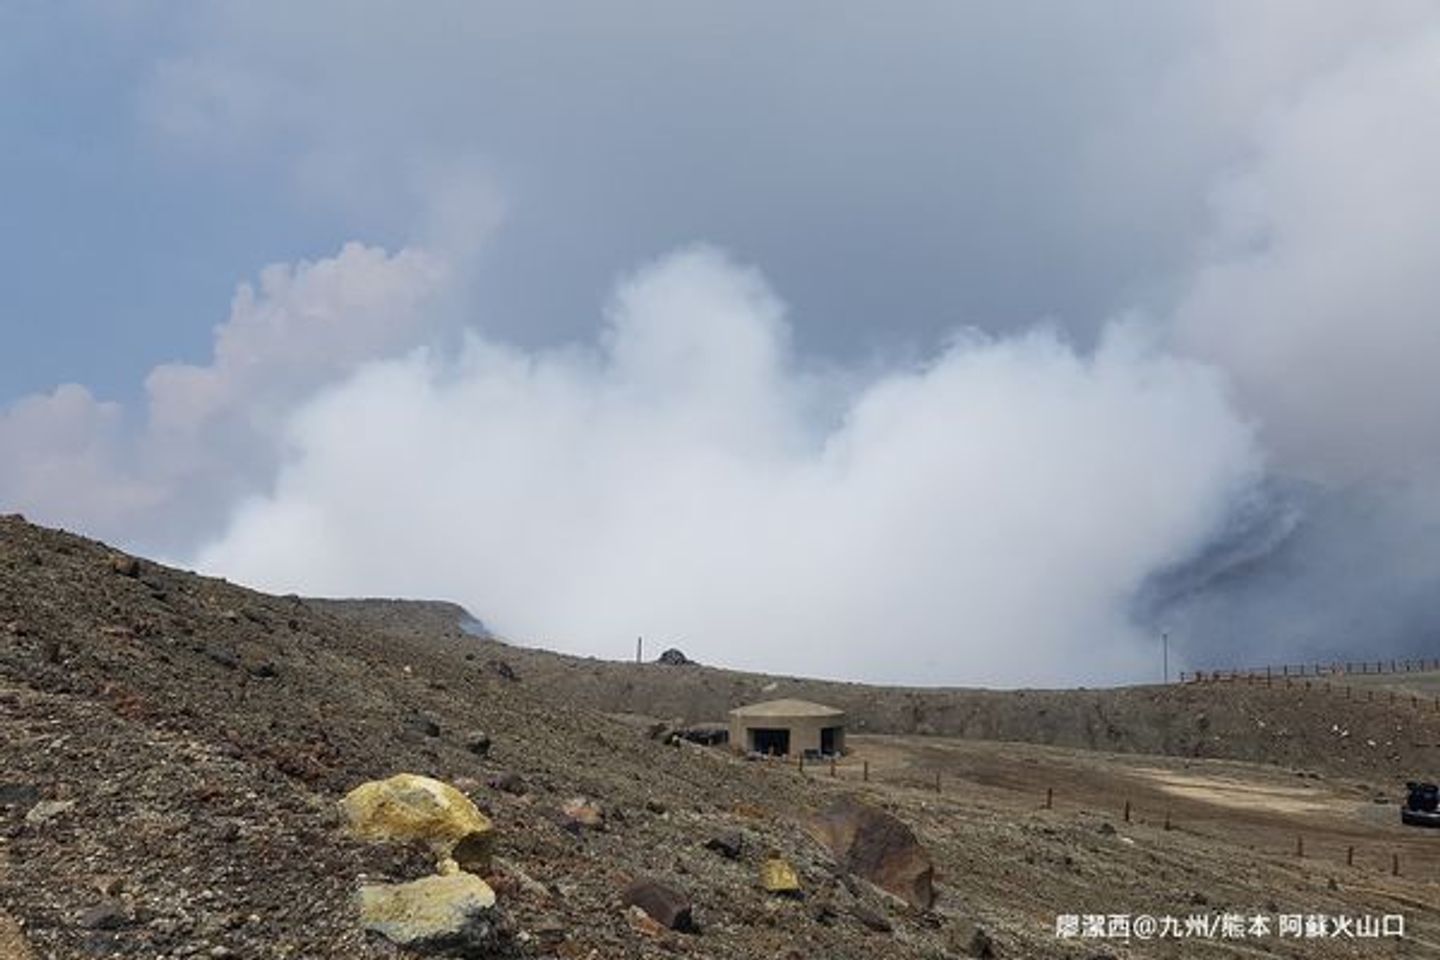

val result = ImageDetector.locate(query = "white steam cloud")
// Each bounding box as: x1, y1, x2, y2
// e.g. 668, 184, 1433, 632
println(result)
11, 5, 1440, 683
195, 247, 1260, 686
0, 243, 449, 553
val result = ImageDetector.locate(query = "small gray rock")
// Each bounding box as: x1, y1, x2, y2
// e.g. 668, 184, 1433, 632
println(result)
621, 878, 695, 932
79, 901, 129, 930
25, 799, 75, 825
703, 831, 743, 860
0, 782, 40, 813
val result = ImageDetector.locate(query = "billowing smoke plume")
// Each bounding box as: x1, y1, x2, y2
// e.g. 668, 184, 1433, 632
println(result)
7, 4, 1440, 685
1149, 22, 1440, 667
0, 243, 449, 554
193, 247, 1260, 686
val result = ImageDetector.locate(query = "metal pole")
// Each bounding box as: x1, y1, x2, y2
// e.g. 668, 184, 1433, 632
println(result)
1162, 632, 1169, 684
636, 636, 642, 663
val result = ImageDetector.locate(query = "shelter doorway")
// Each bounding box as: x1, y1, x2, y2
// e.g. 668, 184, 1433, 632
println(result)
821, 726, 841, 756
749, 728, 790, 756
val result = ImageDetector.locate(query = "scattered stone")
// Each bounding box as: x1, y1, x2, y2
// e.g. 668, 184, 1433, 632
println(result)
852, 904, 892, 933
621, 878, 695, 932
242, 658, 278, 679
203, 646, 240, 670
558, 797, 605, 833
409, 713, 442, 738
644, 798, 668, 815
947, 918, 998, 957
656, 648, 693, 666
341, 774, 494, 870
704, 831, 743, 859
24, 799, 75, 825
109, 553, 140, 577
673, 723, 730, 747
760, 855, 801, 895
626, 904, 667, 938
78, 901, 129, 930
528, 913, 566, 948
465, 732, 492, 757
805, 797, 936, 909
1097, 822, 1116, 836
810, 898, 839, 925
0, 783, 39, 814
967, 924, 998, 958
491, 856, 551, 901
486, 772, 527, 795
358, 872, 503, 956
90, 875, 125, 897
486, 659, 518, 682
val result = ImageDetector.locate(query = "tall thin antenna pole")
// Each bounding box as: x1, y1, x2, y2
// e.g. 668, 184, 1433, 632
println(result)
636, 635, 642, 664
1163, 632, 1169, 684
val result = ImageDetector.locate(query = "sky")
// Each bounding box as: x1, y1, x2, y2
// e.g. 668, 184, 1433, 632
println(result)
3, 2, 1440, 686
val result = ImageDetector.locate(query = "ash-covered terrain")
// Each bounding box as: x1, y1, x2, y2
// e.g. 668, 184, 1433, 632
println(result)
3, 514, 1438, 959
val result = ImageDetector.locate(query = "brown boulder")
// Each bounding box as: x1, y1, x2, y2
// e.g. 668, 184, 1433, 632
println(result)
805, 797, 935, 908
621, 878, 695, 932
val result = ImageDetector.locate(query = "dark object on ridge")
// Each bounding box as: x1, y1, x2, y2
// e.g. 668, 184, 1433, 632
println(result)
109, 553, 140, 577
1401, 781, 1440, 827
656, 648, 692, 666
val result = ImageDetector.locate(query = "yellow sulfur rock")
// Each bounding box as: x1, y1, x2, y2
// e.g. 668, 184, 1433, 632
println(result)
358, 872, 499, 950
341, 773, 494, 868
759, 856, 801, 894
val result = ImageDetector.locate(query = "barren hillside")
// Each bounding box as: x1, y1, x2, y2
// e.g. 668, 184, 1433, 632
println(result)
324, 600, 1440, 784
3, 515, 1437, 959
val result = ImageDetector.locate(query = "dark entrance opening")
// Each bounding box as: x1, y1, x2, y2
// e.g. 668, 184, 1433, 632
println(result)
749, 728, 790, 756
820, 726, 840, 756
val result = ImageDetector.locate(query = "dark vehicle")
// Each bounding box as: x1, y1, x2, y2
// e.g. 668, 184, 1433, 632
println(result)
1401, 781, 1440, 827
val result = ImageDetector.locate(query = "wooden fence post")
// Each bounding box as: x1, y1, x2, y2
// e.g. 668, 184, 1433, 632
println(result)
863, 760, 869, 782
1346, 845, 1354, 867
1123, 800, 1131, 823
1045, 787, 1053, 810
1296, 836, 1304, 858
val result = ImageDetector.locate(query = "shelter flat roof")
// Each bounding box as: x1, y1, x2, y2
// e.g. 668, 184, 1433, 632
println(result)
728, 698, 845, 719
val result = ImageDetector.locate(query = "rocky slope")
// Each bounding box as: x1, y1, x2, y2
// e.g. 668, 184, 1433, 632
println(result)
3, 515, 1436, 958
0, 516, 929, 958
324, 599, 1440, 783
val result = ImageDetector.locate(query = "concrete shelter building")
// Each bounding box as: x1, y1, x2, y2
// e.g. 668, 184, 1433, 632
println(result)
728, 698, 846, 757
